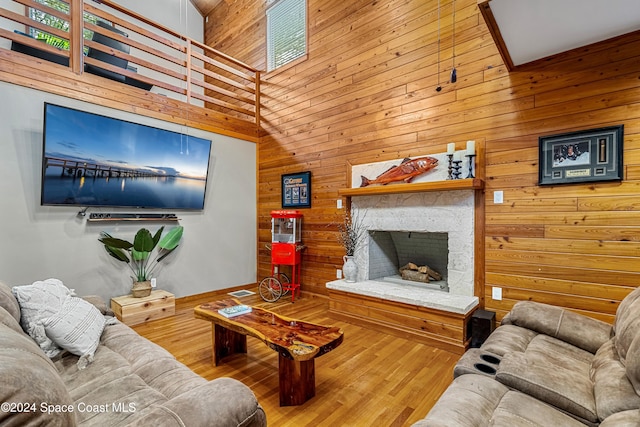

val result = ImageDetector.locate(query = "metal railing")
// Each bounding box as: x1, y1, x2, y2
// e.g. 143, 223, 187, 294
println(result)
0, 0, 260, 124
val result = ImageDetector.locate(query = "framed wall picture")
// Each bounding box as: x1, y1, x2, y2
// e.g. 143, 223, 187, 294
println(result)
538, 125, 623, 185
281, 171, 311, 208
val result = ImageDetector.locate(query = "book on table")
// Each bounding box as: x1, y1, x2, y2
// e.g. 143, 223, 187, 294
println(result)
218, 304, 252, 318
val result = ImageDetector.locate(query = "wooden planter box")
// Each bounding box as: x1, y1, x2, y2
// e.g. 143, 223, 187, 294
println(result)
111, 290, 175, 326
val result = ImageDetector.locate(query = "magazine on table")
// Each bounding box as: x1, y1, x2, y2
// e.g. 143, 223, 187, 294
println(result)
218, 305, 252, 318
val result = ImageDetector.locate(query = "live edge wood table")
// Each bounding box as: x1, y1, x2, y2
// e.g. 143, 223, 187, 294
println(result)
194, 298, 344, 406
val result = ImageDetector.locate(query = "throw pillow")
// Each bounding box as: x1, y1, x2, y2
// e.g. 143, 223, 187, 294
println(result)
11, 278, 75, 357
42, 295, 106, 370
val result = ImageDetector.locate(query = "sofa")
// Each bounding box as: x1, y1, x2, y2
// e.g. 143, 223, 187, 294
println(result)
0, 280, 267, 426
415, 285, 640, 426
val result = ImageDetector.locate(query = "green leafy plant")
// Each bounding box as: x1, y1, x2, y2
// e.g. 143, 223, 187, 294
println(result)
99, 226, 184, 282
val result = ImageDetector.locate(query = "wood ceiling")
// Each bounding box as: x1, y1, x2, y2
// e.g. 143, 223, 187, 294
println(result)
189, 0, 223, 17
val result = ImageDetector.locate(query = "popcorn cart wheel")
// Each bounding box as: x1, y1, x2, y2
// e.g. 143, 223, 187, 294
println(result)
260, 210, 305, 303
258, 265, 290, 303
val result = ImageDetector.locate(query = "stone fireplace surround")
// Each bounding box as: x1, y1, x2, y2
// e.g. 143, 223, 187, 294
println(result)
326, 190, 479, 315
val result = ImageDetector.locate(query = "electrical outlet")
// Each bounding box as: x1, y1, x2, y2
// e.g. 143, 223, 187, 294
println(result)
336, 269, 342, 279
492, 287, 502, 301
494, 191, 504, 204
151, 278, 157, 288
337, 199, 343, 209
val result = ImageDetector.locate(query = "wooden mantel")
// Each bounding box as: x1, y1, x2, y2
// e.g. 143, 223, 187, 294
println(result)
338, 178, 484, 197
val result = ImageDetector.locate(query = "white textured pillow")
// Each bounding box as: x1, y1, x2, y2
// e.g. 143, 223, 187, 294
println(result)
42, 296, 106, 369
12, 278, 75, 357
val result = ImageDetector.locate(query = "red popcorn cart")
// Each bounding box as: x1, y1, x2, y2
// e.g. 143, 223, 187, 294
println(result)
259, 210, 305, 302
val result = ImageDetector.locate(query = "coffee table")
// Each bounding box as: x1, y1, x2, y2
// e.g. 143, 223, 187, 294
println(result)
194, 298, 344, 406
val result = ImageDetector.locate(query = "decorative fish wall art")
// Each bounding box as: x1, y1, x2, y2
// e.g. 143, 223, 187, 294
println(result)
360, 157, 438, 187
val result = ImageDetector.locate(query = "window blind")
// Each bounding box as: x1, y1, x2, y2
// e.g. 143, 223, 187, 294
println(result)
266, 0, 307, 71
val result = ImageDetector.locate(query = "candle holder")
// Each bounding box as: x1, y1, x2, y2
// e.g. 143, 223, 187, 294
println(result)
465, 154, 476, 179
452, 160, 463, 179
447, 154, 454, 180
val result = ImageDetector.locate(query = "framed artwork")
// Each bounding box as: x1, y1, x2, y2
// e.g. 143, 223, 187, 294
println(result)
538, 125, 623, 185
281, 171, 311, 208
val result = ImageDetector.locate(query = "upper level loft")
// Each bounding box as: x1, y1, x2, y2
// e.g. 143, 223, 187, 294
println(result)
0, 0, 260, 141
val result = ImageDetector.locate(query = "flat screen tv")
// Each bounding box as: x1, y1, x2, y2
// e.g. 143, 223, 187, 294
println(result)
41, 103, 212, 210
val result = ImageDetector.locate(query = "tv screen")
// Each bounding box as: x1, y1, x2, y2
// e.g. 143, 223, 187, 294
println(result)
41, 103, 212, 210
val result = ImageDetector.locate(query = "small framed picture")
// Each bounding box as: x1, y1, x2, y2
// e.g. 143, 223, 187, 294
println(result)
281, 171, 311, 208
538, 125, 623, 185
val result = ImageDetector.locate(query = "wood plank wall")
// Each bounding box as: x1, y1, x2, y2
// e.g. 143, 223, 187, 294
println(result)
0, 49, 259, 142
206, 0, 640, 324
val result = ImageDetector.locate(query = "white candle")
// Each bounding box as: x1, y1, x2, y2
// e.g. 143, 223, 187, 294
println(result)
453, 151, 462, 161
447, 142, 455, 154
466, 140, 476, 155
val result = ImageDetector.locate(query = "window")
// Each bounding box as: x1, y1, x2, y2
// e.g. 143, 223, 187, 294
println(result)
266, 0, 307, 72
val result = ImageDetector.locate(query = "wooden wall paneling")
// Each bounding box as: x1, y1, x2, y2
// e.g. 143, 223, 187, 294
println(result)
0, 49, 259, 141
204, 0, 640, 321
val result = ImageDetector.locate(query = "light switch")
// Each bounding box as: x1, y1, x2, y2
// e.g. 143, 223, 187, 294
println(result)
337, 199, 343, 209
492, 287, 502, 301
494, 191, 504, 204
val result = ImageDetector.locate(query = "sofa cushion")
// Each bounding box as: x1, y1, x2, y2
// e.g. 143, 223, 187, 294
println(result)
99, 321, 209, 399
479, 324, 538, 356
415, 374, 587, 427
0, 304, 24, 335
42, 296, 106, 369
0, 281, 20, 323
506, 301, 611, 354
599, 409, 640, 427
126, 378, 268, 427
0, 322, 76, 426
613, 285, 640, 337
496, 351, 598, 423
591, 338, 640, 421
625, 333, 640, 396
525, 334, 593, 372
614, 290, 640, 363
12, 278, 74, 357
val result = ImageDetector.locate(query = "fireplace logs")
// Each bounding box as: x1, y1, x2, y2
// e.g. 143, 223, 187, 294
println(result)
399, 262, 442, 283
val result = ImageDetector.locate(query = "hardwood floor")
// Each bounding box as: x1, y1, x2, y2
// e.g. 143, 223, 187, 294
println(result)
132, 290, 458, 426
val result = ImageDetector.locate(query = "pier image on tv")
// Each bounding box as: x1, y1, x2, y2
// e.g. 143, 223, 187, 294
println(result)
41, 103, 212, 210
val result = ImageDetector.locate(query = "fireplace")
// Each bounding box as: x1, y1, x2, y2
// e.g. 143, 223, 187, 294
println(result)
327, 189, 477, 314
368, 230, 449, 291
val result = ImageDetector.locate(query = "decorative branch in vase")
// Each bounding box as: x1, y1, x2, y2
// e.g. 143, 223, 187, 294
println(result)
337, 209, 367, 282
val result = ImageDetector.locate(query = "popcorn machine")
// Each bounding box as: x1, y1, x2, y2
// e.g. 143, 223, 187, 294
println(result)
259, 210, 305, 302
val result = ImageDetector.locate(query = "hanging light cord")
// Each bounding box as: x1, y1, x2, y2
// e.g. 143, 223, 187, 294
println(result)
436, 0, 442, 91
451, 0, 457, 83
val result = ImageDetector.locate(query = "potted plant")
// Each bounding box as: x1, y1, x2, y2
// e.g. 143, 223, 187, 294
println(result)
98, 226, 184, 297
337, 210, 367, 282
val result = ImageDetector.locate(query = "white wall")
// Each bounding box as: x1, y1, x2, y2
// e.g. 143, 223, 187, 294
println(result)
0, 81, 257, 301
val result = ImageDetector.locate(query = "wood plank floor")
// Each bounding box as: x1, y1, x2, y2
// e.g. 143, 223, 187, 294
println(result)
132, 290, 458, 426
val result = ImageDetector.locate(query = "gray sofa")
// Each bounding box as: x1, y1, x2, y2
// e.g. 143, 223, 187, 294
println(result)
415, 286, 640, 426
0, 281, 267, 426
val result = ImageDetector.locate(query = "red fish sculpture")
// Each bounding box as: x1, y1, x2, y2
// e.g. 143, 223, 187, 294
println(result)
360, 157, 438, 187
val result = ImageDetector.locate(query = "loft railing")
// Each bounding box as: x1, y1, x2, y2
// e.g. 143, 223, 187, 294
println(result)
0, 0, 261, 124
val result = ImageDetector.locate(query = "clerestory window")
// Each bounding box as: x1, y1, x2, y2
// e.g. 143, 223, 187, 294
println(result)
266, 0, 307, 72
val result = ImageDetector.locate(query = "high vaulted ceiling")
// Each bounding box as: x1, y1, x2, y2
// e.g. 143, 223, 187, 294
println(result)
189, 0, 223, 17
191, 0, 640, 71
476, 0, 640, 70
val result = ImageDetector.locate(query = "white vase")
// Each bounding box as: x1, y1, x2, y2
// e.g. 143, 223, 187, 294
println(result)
342, 255, 358, 283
